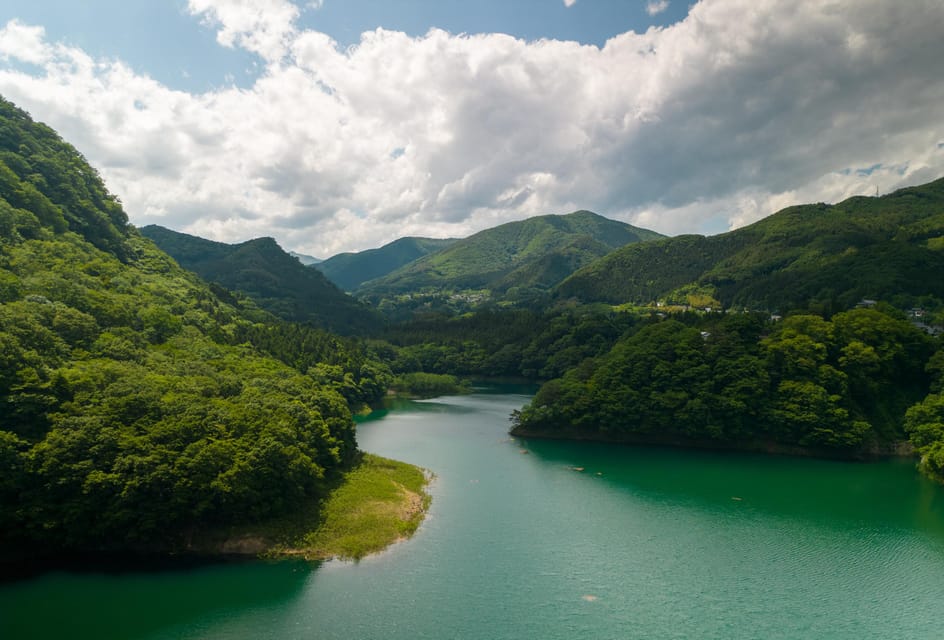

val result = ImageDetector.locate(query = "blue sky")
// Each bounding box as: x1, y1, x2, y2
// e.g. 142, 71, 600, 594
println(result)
2, 0, 688, 92
1, 1, 942, 256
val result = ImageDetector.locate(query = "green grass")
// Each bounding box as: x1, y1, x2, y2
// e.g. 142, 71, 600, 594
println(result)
391, 372, 470, 398
293, 454, 432, 560
249, 454, 432, 561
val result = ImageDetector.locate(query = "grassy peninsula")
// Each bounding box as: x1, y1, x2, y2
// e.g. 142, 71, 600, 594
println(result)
288, 454, 431, 560
209, 454, 432, 561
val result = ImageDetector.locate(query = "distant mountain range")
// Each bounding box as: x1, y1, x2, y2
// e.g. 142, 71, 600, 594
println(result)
557, 178, 944, 313
289, 251, 321, 265
354, 210, 664, 304
147, 210, 665, 324
316, 236, 457, 291
142, 175, 944, 325
140, 225, 381, 334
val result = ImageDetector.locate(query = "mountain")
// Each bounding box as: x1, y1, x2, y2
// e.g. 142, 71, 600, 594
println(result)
357, 211, 664, 303
316, 236, 457, 291
511, 178, 944, 478
0, 96, 380, 552
558, 179, 944, 313
140, 225, 381, 334
289, 250, 321, 265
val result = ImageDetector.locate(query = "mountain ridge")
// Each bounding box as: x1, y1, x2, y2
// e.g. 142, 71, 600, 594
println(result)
357, 210, 664, 304
140, 225, 381, 334
289, 250, 321, 265
316, 236, 457, 292
557, 179, 944, 312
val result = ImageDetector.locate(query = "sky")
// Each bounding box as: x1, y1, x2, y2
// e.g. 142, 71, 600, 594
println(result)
1, 1, 942, 258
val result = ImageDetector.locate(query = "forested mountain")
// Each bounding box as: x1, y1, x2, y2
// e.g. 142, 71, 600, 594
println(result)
316, 236, 457, 291
504, 179, 944, 481
366, 179, 944, 482
558, 180, 944, 313
140, 225, 381, 334
0, 97, 391, 553
357, 211, 663, 306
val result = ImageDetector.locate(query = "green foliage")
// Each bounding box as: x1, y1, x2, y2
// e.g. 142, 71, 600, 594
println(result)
391, 372, 469, 398
17, 344, 357, 545
291, 454, 431, 560
0, 228, 361, 550
140, 225, 382, 335
379, 306, 639, 380
904, 393, 944, 482
926, 350, 944, 393
0, 97, 130, 260
317, 236, 458, 292
559, 179, 944, 313
233, 321, 393, 408
358, 210, 663, 310
513, 309, 934, 453
0, 97, 394, 553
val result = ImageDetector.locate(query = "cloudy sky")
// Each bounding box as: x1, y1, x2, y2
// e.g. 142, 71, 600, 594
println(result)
1, 1, 942, 258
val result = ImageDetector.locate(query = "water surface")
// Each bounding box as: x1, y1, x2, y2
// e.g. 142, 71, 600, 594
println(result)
3, 388, 944, 639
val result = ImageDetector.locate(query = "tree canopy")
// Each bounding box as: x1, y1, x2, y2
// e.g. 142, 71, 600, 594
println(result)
0, 96, 387, 552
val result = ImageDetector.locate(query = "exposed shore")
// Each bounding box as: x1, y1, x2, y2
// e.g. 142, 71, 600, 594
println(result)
1, 454, 433, 579
208, 454, 433, 561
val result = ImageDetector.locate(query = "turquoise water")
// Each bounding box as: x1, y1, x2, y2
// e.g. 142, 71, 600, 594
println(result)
3, 389, 944, 639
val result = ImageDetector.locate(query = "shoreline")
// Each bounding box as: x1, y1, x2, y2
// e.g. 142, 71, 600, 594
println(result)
509, 426, 916, 462
204, 454, 433, 562
1, 454, 433, 581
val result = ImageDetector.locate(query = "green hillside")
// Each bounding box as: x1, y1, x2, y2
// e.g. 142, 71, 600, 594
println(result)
512, 309, 937, 457
141, 225, 381, 335
510, 177, 944, 481
558, 180, 944, 313
358, 211, 663, 304
0, 97, 391, 553
317, 236, 457, 291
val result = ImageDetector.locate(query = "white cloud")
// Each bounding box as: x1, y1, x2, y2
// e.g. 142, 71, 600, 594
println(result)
646, 1, 669, 16
1, 0, 943, 257
0, 20, 49, 65
187, 0, 300, 63
564, 0, 578, 7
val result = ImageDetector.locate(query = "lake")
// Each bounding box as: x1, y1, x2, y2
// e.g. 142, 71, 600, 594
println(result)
3, 387, 944, 639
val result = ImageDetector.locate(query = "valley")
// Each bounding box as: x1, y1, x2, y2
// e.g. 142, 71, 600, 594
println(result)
2, 94, 944, 615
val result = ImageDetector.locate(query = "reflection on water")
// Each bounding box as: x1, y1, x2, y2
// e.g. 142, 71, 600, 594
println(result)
0, 560, 314, 640
519, 437, 944, 538
357, 383, 539, 423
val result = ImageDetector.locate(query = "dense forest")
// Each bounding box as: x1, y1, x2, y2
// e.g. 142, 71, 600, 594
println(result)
316, 236, 458, 292
356, 210, 664, 316
141, 224, 382, 335
557, 180, 944, 315
379, 306, 638, 380
0, 97, 393, 553
511, 309, 936, 453
379, 300, 943, 477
